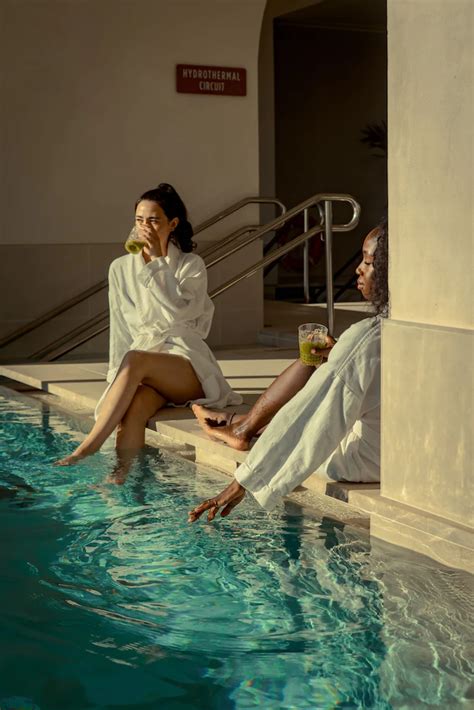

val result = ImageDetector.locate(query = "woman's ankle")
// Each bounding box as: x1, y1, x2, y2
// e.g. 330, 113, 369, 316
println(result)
230, 422, 254, 447
74, 441, 99, 458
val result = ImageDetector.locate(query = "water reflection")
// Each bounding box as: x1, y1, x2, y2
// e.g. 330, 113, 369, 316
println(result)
0, 387, 472, 709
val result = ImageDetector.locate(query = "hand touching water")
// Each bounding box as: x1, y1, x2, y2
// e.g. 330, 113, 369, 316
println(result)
188, 479, 246, 523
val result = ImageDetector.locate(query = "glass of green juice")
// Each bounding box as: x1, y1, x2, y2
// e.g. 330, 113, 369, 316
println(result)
298, 323, 328, 366
124, 227, 145, 254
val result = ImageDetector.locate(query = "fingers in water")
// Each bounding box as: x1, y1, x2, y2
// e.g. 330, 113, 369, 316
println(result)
207, 505, 219, 522
188, 483, 245, 523
188, 497, 215, 522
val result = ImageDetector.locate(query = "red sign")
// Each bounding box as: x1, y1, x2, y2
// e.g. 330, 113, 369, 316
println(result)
176, 64, 247, 97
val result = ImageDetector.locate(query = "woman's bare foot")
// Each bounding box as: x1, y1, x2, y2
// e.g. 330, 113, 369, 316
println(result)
104, 451, 136, 485
192, 404, 233, 428
53, 443, 97, 467
192, 404, 251, 451
54, 453, 85, 467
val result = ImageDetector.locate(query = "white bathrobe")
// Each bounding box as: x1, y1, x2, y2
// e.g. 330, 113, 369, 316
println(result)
95, 241, 242, 417
234, 317, 381, 510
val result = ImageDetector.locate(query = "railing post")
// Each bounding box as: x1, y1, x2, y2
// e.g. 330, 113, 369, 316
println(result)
303, 208, 310, 303
324, 201, 335, 334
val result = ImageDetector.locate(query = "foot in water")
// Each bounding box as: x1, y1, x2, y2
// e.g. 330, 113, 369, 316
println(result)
191, 404, 251, 451
53, 445, 95, 467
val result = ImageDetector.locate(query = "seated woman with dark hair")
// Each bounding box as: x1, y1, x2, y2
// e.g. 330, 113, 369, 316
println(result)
189, 219, 388, 522
55, 183, 241, 468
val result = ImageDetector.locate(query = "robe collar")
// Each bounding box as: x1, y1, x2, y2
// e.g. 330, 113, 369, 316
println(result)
164, 240, 181, 272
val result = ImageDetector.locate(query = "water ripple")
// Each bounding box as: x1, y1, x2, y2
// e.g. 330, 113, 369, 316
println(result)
0, 388, 472, 710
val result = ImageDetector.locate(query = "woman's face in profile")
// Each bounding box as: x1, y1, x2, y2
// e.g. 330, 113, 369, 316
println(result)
135, 200, 177, 242
355, 228, 379, 301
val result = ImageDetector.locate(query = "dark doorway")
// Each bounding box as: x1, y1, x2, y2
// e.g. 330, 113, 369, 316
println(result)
271, 0, 387, 302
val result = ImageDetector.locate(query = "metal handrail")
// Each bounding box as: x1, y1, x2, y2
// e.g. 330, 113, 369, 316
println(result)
199, 225, 259, 260
0, 197, 284, 352
209, 194, 360, 334
209, 224, 326, 298
198, 194, 355, 271
0, 279, 108, 350
32, 310, 109, 360
193, 197, 286, 235
47, 194, 359, 359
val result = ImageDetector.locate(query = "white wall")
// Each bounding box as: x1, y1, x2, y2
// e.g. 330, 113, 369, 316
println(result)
0, 0, 267, 354
1, 0, 267, 245
383, 0, 473, 527
388, 0, 473, 330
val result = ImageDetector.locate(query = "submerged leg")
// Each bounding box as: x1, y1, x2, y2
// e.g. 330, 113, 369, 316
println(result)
193, 359, 315, 451
54, 351, 204, 466
116, 383, 166, 451
107, 385, 165, 484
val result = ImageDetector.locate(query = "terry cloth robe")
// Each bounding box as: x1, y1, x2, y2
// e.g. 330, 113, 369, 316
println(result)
235, 317, 381, 510
95, 241, 242, 418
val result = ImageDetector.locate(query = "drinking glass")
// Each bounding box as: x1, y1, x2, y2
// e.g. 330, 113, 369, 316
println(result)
124, 226, 145, 254
298, 323, 328, 366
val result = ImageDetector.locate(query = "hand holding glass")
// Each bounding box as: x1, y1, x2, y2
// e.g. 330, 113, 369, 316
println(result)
298, 323, 328, 366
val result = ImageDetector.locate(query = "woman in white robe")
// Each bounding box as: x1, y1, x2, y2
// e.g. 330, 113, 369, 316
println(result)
55, 183, 241, 466
188, 219, 389, 522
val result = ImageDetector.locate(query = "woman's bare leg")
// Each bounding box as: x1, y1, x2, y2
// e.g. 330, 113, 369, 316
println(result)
193, 359, 314, 451
55, 351, 204, 466
116, 384, 166, 451
106, 385, 166, 485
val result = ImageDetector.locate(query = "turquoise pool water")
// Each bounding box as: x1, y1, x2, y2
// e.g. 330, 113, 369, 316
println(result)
0, 389, 472, 710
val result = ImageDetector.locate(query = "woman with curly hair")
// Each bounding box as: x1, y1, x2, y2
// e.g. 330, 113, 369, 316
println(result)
55, 183, 241, 467
189, 219, 389, 521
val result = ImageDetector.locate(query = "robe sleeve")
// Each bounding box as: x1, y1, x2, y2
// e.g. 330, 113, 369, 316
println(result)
234, 324, 379, 510
136, 254, 210, 322
107, 262, 133, 383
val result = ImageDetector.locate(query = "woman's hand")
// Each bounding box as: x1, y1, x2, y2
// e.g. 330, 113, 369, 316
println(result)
311, 334, 336, 360
138, 224, 163, 259
188, 479, 246, 522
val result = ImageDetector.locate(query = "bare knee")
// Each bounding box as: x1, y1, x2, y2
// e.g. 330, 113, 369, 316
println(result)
120, 350, 148, 377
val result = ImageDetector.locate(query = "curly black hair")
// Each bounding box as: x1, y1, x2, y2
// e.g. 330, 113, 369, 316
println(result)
135, 183, 196, 253
371, 216, 389, 316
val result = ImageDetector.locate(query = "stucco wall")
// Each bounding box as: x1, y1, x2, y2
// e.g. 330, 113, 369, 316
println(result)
0, 0, 267, 355
384, 0, 473, 526
388, 0, 473, 329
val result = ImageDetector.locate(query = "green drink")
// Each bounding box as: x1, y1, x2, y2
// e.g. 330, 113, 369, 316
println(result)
124, 227, 145, 254
125, 239, 145, 254
298, 323, 328, 366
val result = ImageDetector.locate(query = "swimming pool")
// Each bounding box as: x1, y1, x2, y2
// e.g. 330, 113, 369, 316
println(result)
0, 388, 472, 710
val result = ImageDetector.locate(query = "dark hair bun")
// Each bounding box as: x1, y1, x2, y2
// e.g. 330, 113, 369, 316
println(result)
157, 183, 176, 194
